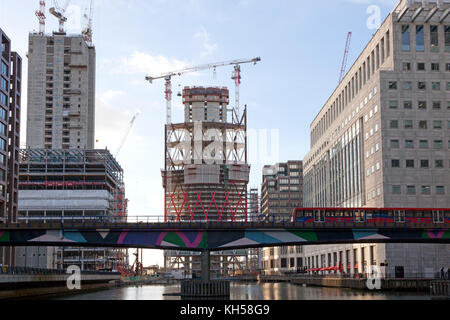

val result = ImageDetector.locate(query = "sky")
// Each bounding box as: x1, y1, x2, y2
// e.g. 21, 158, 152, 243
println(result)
0, 0, 396, 266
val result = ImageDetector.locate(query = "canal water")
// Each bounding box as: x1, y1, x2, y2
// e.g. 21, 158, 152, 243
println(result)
55, 283, 433, 300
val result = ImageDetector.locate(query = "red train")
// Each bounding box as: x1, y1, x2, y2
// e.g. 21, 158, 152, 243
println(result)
294, 207, 450, 225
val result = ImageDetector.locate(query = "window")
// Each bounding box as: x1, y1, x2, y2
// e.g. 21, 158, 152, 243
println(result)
432, 82, 441, 91
420, 160, 429, 168
402, 82, 412, 90
0, 77, 6, 91
436, 186, 445, 195
0, 107, 6, 121
445, 26, 450, 51
430, 26, 439, 51
433, 120, 442, 129
390, 120, 399, 129
0, 62, 7, 77
416, 25, 424, 51
431, 63, 440, 71
417, 63, 425, 71
435, 160, 444, 168
405, 140, 414, 148
446, 63, 450, 71
421, 186, 431, 195
447, 83, 450, 91
406, 160, 415, 168
0, 92, 6, 106
403, 62, 411, 71
404, 101, 412, 109
418, 101, 427, 110
392, 159, 400, 168
407, 186, 416, 195
404, 120, 413, 129
392, 186, 401, 195
418, 82, 426, 90
402, 25, 410, 51
389, 100, 398, 109
419, 121, 427, 129
388, 81, 397, 90
433, 101, 441, 109
419, 140, 429, 149
434, 140, 443, 149
391, 140, 399, 148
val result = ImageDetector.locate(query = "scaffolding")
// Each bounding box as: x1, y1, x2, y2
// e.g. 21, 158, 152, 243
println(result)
163, 87, 249, 223
18, 149, 129, 271
162, 86, 250, 276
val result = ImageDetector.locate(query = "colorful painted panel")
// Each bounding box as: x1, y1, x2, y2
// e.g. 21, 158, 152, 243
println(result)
0, 227, 448, 250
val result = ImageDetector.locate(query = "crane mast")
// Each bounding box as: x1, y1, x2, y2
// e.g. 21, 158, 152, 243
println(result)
146, 57, 261, 124
339, 32, 352, 83
115, 112, 140, 158
35, 1, 46, 35
82, 0, 94, 46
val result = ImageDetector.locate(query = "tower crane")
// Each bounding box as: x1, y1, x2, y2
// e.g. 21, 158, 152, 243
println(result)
115, 112, 140, 158
35, 1, 46, 35
82, 0, 94, 46
145, 57, 261, 124
339, 32, 352, 83
49, 0, 71, 33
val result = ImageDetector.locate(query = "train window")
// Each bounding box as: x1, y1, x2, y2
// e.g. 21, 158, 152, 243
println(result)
405, 210, 414, 219
387, 210, 393, 217
366, 210, 373, 219
305, 210, 313, 217
394, 210, 405, 223
355, 210, 365, 222
423, 211, 432, 218
344, 211, 351, 217
416, 211, 423, 218
314, 210, 325, 222
445, 211, 450, 219
432, 211, 444, 223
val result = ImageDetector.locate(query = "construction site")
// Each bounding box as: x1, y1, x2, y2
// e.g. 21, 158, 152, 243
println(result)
16, 149, 129, 271
145, 58, 261, 276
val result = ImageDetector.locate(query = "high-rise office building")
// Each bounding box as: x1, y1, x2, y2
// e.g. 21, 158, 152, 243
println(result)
260, 161, 303, 275
302, 0, 450, 278
26, 32, 95, 150
0, 28, 22, 267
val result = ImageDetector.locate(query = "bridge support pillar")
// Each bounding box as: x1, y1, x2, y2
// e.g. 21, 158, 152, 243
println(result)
200, 250, 210, 281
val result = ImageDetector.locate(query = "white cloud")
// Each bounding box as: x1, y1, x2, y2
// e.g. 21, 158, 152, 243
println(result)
194, 27, 218, 57
104, 51, 189, 76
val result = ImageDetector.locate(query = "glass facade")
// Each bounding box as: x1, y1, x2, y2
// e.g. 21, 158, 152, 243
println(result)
304, 119, 364, 207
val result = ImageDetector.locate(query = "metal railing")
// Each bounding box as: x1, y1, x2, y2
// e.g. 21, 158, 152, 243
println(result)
4, 213, 448, 228
0, 265, 120, 276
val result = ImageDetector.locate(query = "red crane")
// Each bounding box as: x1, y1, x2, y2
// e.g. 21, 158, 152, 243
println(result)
35, 1, 46, 35
339, 32, 352, 83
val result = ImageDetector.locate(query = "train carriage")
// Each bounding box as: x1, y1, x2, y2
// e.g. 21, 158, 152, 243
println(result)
294, 207, 450, 226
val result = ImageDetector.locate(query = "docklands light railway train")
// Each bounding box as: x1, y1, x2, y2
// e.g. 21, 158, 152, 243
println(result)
293, 207, 450, 226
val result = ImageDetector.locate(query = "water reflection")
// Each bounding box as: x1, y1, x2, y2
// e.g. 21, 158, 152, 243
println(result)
56, 283, 432, 301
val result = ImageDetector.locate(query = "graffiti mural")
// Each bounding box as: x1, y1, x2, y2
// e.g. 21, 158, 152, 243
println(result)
0, 227, 448, 250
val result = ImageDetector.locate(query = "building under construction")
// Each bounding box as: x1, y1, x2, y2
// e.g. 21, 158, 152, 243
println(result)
162, 86, 250, 276
16, 149, 129, 271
